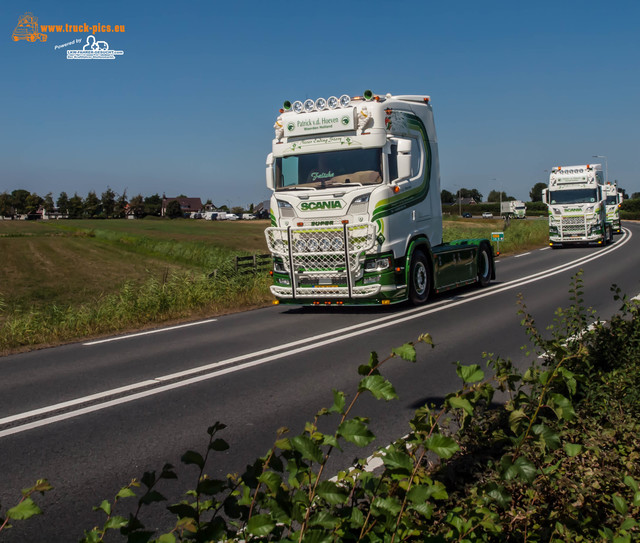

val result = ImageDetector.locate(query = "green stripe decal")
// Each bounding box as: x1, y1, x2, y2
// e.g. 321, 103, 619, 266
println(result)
371, 114, 432, 222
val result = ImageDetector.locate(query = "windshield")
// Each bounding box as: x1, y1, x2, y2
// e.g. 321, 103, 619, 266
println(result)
606, 195, 618, 205
549, 188, 598, 205
275, 149, 382, 190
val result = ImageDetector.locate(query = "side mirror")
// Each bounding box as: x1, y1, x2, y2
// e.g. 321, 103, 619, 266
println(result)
396, 139, 412, 181
541, 188, 548, 205
266, 153, 275, 190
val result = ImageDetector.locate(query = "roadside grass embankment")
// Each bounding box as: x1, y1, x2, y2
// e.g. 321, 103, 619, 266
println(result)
0, 219, 272, 355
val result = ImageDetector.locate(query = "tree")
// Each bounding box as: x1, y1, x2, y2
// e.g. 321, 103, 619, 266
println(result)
459, 188, 483, 202
144, 194, 162, 216
529, 182, 547, 202
114, 190, 128, 218
165, 199, 183, 218
11, 189, 30, 214
231, 206, 245, 215
631, 192, 640, 200
43, 193, 55, 212
101, 187, 116, 218
0, 192, 13, 216
57, 192, 70, 215
128, 194, 145, 218
84, 191, 101, 218
441, 189, 455, 204
68, 193, 84, 218
25, 192, 43, 214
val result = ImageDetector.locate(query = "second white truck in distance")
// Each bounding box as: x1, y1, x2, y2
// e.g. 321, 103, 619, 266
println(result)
500, 200, 526, 219
542, 164, 612, 248
263, 90, 495, 307
602, 182, 623, 234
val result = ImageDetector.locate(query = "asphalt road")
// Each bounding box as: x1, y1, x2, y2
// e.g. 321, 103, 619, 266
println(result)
1, 223, 639, 541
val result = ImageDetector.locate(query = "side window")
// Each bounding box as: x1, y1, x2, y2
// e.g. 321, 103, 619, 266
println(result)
387, 143, 398, 181
410, 138, 421, 178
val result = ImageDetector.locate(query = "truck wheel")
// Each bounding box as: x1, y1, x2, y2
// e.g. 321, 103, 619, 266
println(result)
409, 250, 430, 305
477, 244, 492, 287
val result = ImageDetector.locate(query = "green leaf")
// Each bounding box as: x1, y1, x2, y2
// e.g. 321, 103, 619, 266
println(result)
290, 435, 323, 463
564, 443, 583, 457
612, 494, 628, 516
328, 389, 346, 413
307, 510, 340, 529
258, 472, 282, 494
94, 499, 111, 515
621, 518, 638, 531
181, 450, 205, 469
550, 393, 576, 421
315, 480, 348, 505
448, 396, 473, 416
532, 423, 561, 450
246, 513, 276, 536
358, 375, 397, 401
372, 496, 402, 515
157, 534, 176, 543
501, 456, 537, 483
426, 434, 459, 459
382, 449, 413, 474
485, 483, 511, 508
104, 515, 128, 530
456, 363, 484, 384
624, 475, 638, 493
300, 528, 334, 543
116, 487, 137, 499
338, 419, 375, 447
392, 343, 416, 362
509, 409, 528, 434
7, 498, 42, 520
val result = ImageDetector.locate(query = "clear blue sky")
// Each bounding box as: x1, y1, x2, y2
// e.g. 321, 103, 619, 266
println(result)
2, 0, 639, 207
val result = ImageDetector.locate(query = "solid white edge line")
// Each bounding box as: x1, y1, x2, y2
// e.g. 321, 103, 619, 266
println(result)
82, 319, 218, 345
2, 228, 633, 438
515, 252, 531, 258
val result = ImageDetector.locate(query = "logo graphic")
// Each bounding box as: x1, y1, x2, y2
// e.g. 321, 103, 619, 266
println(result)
67, 35, 124, 60
12, 12, 47, 42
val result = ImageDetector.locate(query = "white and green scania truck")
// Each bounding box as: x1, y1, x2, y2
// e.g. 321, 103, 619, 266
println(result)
602, 182, 623, 235
263, 90, 495, 306
542, 164, 613, 248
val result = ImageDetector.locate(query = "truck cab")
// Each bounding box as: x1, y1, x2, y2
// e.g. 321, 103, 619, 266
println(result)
543, 164, 612, 247
603, 183, 623, 234
264, 91, 494, 306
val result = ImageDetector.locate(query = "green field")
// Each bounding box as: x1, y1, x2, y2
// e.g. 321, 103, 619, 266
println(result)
0, 217, 548, 354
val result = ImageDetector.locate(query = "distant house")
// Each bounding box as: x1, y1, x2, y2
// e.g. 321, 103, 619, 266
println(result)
161, 196, 203, 217
35, 205, 68, 220
453, 197, 478, 206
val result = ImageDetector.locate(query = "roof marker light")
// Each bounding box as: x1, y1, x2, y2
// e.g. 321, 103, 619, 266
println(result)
283, 100, 292, 111
339, 94, 351, 108
363, 89, 373, 101
292, 101, 304, 113
304, 99, 315, 112
327, 96, 339, 109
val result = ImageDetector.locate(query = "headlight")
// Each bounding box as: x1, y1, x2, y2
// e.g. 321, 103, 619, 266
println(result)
304, 99, 315, 112
307, 238, 319, 252
365, 258, 391, 272
332, 237, 344, 251
295, 239, 308, 252
353, 193, 370, 204
319, 238, 331, 251
339, 94, 351, 108
327, 96, 339, 109
292, 101, 304, 114
315, 97, 327, 111
277, 200, 293, 208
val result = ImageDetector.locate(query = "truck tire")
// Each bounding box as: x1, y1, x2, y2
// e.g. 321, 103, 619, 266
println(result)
409, 250, 431, 305
477, 243, 492, 287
